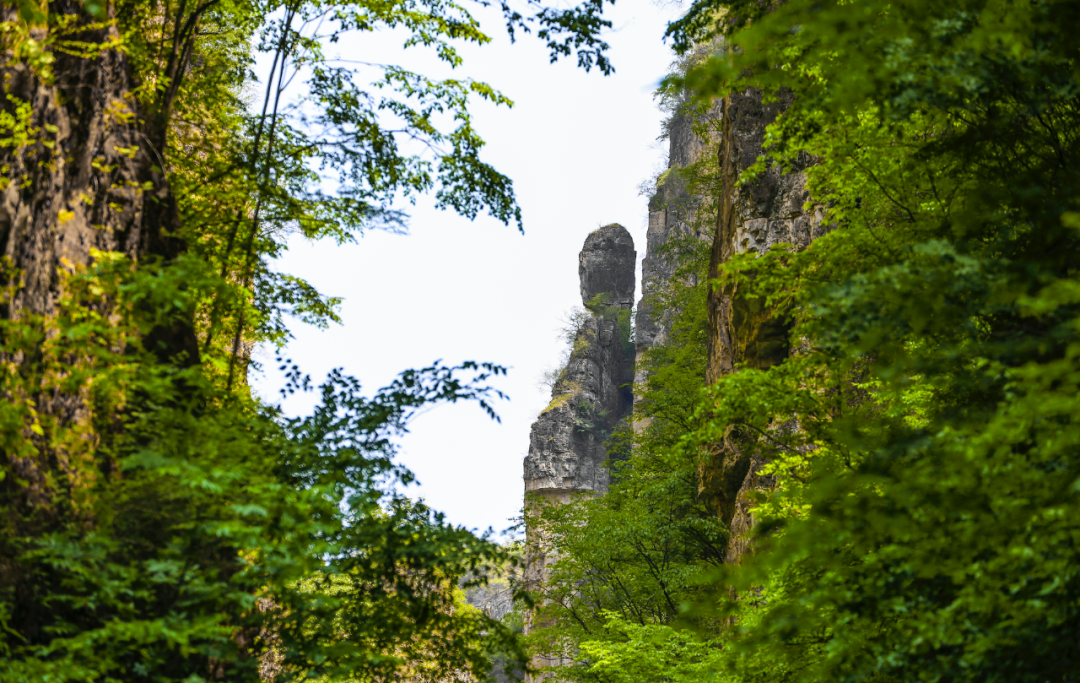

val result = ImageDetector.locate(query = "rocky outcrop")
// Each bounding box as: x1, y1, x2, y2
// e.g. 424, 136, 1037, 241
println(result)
707, 88, 829, 380
635, 101, 721, 356
578, 223, 637, 309
522, 225, 636, 500
518, 80, 829, 682
522, 224, 636, 678
0, 0, 199, 570
630, 82, 829, 566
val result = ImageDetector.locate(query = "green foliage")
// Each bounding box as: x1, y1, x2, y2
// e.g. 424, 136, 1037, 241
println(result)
530, 3, 1080, 682
584, 292, 634, 355
577, 614, 729, 683
0, 0, 623, 679
471, 543, 528, 683
0, 252, 521, 681
673, 1, 1080, 683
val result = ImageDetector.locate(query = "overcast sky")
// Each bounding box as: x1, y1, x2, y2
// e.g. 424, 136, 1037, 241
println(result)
251, 0, 682, 537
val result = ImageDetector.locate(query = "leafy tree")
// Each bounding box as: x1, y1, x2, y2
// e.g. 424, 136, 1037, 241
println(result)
0, 0, 621, 679
667, 1, 1080, 682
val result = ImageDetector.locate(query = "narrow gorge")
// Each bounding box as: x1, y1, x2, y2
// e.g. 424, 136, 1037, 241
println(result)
2, 1, 1074, 680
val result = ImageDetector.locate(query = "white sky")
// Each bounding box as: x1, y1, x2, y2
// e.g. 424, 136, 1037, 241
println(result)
251, 0, 681, 537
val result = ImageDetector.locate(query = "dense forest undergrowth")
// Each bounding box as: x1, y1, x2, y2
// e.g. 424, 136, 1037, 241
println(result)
2, 0, 1080, 681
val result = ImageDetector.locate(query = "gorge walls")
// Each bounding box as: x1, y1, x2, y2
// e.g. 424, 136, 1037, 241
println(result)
520, 81, 830, 679
635, 101, 721, 360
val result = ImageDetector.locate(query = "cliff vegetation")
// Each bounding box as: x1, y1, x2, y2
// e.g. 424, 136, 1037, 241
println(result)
525, 1, 1080, 683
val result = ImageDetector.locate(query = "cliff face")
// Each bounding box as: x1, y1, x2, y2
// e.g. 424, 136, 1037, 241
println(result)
633, 86, 830, 565
522, 224, 635, 675
702, 88, 827, 562
520, 82, 828, 678
0, 1, 194, 544
635, 103, 721, 356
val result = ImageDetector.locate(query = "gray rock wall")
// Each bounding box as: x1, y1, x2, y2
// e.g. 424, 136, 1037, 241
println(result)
635, 103, 721, 355
523, 224, 636, 500
517, 79, 831, 682
632, 85, 831, 566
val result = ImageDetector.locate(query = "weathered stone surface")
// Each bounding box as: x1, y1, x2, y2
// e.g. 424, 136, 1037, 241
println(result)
635, 102, 721, 355
524, 224, 636, 501
464, 578, 516, 622
522, 315, 633, 495
518, 78, 831, 681
579, 225, 636, 309
631, 101, 721, 445
0, 1, 198, 554
630, 83, 831, 567
522, 225, 636, 680
702, 87, 828, 563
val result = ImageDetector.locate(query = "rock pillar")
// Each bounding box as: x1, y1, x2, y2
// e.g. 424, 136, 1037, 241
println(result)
522, 224, 636, 677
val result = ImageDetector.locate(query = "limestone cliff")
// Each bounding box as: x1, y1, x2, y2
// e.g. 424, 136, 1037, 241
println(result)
635, 101, 721, 358
519, 80, 829, 681
633, 83, 829, 564
702, 87, 827, 562
522, 224, 636, 501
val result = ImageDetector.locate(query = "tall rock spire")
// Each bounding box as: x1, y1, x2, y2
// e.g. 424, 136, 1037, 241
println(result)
579, 225, 636, 309
523, 223, 636, 499
522, 224, 636, 678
